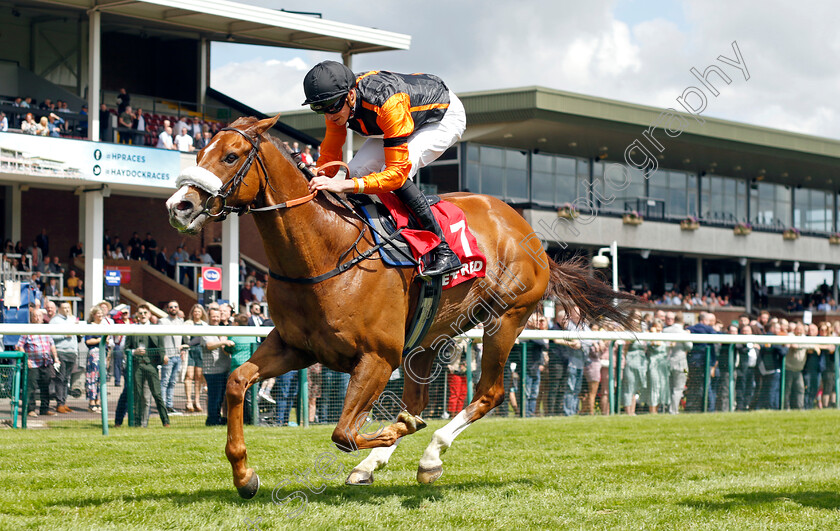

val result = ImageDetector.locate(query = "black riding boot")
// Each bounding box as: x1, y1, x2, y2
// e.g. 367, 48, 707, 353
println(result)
394, 180, 462, 276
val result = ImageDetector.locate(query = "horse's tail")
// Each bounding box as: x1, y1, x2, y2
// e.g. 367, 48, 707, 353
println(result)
545, 256, 639, 330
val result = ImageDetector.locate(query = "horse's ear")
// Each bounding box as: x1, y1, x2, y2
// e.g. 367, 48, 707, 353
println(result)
253, 114, 281, 136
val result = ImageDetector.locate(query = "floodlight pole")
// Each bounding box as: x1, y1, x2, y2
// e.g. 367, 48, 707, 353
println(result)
610, 240, 618, 292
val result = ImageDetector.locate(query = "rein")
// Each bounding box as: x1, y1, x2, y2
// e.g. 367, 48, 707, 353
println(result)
201, 127, 419, 284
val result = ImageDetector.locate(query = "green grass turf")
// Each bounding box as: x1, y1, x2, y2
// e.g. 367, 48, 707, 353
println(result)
1, 410, 840, 530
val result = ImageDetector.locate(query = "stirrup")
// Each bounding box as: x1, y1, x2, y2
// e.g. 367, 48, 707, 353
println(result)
422, 245, 462, 277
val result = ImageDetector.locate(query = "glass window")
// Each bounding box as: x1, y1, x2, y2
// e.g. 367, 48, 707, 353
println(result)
794, 188, 833, 232
751, 182, 791, 227
701, 174, 747, 222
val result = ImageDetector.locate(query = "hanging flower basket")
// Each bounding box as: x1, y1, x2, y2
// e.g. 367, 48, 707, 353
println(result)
782, 228, 800, 241
733, 222, 752, 236
557, 203, 579, 220
829, 233, 840, 245
622, 211, 643, 226
680, 216, 700, 230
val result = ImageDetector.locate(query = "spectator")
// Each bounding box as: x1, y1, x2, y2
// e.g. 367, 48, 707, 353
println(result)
201, 307, 234, 426
159, 300, 188, 414
784, 323, 807, 410
142, 232, 157, 257
446, 337, 472, 417
118, 105, 134, 143
645, 320, 670, 414
134, 107, 146, 145
184, 304, 208, 413
582, 324, 605, 415
84, 306, 108, 412
16, 306, 60, 418
174, 126, 194, 152
195, 246, 213, 264
155, 246, 170, 275
99, 103, 112, 141
545, 311, 570, 416
156, 125, 174, 149
21, 113, 38, 134
79, 104, 88, 137
240, 278, 256, 308
47, 113, 64, 137
663, 311, 690, 414
820, 323, 837, 408
715, 324, 740, 412
169, 245, 190, 285
734, 324, 758, 411
116, 88, 130, 115
48, 256, 64, 275
247, 302, 265, 326
561, 306, 590, 416
225, 313, 259, 423
69, 242, 84, 261
756, 322, 786, 410
36, 228, 49, 257
196, 130, 213, 150
802, 323, 823, 410
50, 302, 78, 414
621, 336, 647, 416
125, 304, 170, 427
685, 312, 719, 412
35, 116, 49, 136
596, 323, 615, 416
300, 144, 315, 167
219, 302, 234, 326
0, 111, 7, 131
251, 277, 266, 302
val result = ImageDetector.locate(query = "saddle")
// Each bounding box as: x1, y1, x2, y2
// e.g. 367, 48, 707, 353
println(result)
347, 193, 440, 270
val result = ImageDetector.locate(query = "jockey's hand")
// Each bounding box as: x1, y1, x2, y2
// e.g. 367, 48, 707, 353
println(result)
308, 175, 356, 194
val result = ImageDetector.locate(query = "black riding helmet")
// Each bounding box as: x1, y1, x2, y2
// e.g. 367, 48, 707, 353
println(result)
301, 61, 355, 111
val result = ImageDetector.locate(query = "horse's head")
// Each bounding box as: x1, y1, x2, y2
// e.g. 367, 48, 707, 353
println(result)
166, 115, 280, 234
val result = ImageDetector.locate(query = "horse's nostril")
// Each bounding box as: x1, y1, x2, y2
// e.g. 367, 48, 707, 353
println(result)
177, 200, 193, 212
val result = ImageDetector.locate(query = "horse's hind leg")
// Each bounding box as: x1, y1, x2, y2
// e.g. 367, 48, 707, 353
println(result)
417, 310, 530, 484
346, 347, 435, 485
226, 329, 314, 498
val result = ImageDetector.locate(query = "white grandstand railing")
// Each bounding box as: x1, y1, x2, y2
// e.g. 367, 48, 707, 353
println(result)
2, 325, 840, 346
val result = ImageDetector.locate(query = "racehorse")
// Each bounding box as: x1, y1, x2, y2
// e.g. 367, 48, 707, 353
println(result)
166, 115, 635, 498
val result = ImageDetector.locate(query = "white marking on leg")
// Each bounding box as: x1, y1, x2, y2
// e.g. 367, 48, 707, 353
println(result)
354, 439, 401, 474
419, 410, 472, 470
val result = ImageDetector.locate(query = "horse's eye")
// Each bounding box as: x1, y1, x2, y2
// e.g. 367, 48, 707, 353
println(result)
224, 153, 238, 163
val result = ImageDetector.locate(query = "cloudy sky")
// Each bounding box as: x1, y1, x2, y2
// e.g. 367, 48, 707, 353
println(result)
210, 0, 839, 140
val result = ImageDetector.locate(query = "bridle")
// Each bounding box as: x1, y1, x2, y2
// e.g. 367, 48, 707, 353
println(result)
202, 126, 317, 221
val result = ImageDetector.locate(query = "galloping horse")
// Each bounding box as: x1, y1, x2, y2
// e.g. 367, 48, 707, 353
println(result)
166, 116, 634, 498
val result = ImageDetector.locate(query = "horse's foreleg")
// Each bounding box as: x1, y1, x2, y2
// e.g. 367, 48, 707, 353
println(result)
226, 330, 313, 498
417, 310, 531, 484
347, 348, 436, 485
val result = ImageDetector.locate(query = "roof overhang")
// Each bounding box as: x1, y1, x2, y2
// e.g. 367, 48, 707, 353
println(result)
18, 0, 411, 53
280, 86, 840, 191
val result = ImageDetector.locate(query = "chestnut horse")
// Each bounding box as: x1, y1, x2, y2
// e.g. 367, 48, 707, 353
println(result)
166, 116, 634, 498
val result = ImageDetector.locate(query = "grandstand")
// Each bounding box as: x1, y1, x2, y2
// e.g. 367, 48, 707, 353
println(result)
0, 0, 409, 315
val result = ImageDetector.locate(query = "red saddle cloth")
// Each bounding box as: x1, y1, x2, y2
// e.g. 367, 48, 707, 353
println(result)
378, 194, 487, 289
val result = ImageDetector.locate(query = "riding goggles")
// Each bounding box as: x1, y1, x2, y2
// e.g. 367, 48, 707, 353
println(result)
310, 94, 346, 114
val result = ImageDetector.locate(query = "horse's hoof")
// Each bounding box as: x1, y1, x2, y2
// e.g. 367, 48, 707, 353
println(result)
345, 468, 374, 486
417, 465, 443, 485
236, 471, 260, 499
397, 411, 427, 433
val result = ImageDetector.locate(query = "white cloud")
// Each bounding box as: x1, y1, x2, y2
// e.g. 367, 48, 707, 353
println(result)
212, 0, 840, 139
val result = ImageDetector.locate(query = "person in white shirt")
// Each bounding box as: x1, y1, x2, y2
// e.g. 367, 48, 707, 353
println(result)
0, 112, 7, 132
174, 126, 194, 152
156, 125, 174, 149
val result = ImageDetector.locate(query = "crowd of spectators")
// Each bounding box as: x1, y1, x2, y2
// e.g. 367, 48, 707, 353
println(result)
1, 88, 228, 148
496, 307, 839, 417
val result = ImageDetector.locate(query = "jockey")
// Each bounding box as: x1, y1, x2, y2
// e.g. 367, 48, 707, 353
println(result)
303, 60, 466, 277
